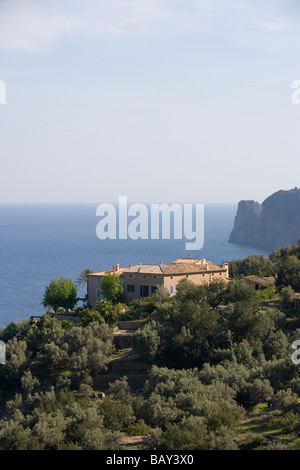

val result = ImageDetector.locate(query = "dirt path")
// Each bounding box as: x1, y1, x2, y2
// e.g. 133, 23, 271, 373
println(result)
113, 329, 136, 335
121, 435, 145, 446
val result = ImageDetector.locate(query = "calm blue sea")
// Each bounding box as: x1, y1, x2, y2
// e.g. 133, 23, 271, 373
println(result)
0, 203, 270, 328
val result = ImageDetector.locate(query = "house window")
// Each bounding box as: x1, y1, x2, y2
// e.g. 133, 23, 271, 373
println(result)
153, 275, 156, 279
140, 285, 149, 297
97, 277, 101, 283
170, 286, 174, 294
96, 289, 101, 298
127, 284, 135, 293
151, 286, 157, 294
186, 275, 189, 278
170, 276, 173, 279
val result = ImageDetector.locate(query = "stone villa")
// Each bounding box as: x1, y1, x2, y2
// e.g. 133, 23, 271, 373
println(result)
88, 258, 229, 306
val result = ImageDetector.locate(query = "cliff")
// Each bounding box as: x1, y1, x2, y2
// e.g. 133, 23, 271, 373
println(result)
229, 188, 300, 250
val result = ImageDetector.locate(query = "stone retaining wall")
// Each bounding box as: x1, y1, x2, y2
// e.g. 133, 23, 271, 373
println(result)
52, 314, 80, 323
113, 335, 133, 349
116, 321, 147, 330
108, 361, 151, 371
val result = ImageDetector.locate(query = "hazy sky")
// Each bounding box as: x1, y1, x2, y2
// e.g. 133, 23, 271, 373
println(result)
0, 0, 300, 204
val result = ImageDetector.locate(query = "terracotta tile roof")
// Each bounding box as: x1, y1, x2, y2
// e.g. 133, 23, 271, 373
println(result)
122, 264, 164, 274
246, 275, 276, 286
161, 259, 226, 275
88, 268, 126, 277
90, 259, 227, 277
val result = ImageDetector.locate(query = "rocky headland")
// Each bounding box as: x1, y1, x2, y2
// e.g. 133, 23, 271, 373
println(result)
229, 188, 300, 250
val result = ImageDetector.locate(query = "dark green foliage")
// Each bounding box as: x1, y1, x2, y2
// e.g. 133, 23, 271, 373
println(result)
229, 254, 276, 279
159, 418, 208, 450
175, 278, 206, 303
108, 377, 130, 400
247, 379, 274, 404
122, 297, 158, 321
141, 367, 244, 430
100, 272, 126, 304
224, 279, 258, 306
0, 316, 118, 450
126, 419, 151, 437
0, 317, 114, 392
271, 389, 298, 410
270, 240, 300, 291
78, 308, 105, 326
132, 322, 160, 362
2, 242, 300, 450
276, 256, 300, 291
43, 276, 78, 312
270, 240, 300, 265
256, 284, 276, 301
269, 411, 300, 433
95, 300, 124, 325
280, 285, 295, 308
98, 398, 135, 431
229, 241, 300, 292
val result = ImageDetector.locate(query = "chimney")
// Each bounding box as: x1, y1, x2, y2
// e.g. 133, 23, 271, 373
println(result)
116, 263, 120, 272
112, 265, 115, 271
129, 264, 133, 268
223, 262, 229, 278
138, 268, 141, 273
160, 261, 163, 265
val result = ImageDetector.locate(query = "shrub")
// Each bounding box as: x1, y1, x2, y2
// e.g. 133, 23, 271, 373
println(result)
280, 286, 295, 308
126, 419, 151, 437
256, 284, 276, 301
271, 389, 298, 411
269, 411, 300, 433
132, 323, 160, 362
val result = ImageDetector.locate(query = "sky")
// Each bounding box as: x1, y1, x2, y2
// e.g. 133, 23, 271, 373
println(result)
0, 0, 300, 204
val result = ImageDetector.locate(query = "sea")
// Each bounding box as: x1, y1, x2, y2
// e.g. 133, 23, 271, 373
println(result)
0, 203, 271, 328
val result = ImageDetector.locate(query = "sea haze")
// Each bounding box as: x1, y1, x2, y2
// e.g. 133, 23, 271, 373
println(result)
0, 203, 270, 327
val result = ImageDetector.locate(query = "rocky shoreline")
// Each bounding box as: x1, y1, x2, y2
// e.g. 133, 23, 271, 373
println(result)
229, 188, 300, 250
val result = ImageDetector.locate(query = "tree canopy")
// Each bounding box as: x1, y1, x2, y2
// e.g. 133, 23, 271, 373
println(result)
100, 272, 126, 304
43, 276, 78, 312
